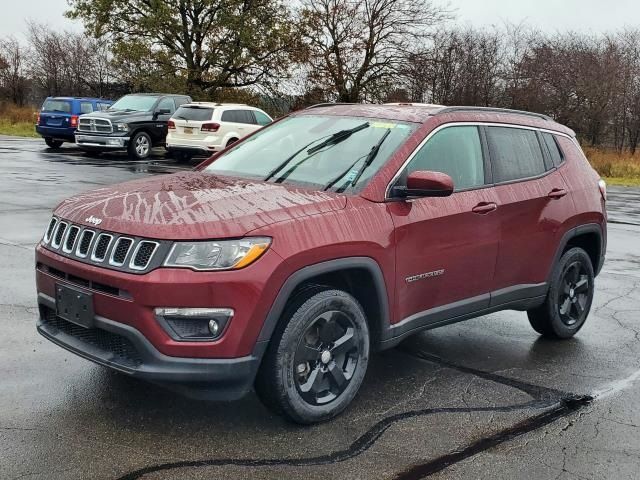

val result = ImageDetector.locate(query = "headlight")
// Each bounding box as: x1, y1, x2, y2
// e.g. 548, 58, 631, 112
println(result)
113, 122, 128, 132
164, 237, 271, 271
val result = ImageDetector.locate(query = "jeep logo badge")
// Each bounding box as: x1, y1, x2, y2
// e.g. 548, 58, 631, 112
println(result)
85, 215, 102, 226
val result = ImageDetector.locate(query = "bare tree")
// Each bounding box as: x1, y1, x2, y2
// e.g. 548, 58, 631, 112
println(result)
0, 36, 29, 105
300, 0, 449, 103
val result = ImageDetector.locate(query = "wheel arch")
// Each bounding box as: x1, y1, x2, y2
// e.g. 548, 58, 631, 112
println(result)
551, 223, 605, 279
254, 257, 391, 356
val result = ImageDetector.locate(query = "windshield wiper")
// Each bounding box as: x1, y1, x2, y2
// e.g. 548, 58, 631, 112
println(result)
323, 129, 391, 192
265, 123, 371, 184
307, 122, 369, 155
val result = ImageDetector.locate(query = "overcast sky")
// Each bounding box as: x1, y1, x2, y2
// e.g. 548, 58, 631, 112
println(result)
0, 0, 638, 40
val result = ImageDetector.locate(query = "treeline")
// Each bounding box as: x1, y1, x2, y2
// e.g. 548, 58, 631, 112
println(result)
1, 0, 639, 152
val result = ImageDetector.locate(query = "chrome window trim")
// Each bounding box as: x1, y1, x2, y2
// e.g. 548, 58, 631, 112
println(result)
61, 225, 80, 254
108, 237, 134, 267
384, 121, 576, 199
129, 241, 159, 271
43, 217, 58, 244
75, 229, 95, 258
50, 221, 68, 249
90, 233, 114, 262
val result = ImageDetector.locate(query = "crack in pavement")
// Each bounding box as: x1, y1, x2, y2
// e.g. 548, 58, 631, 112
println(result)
113, 352, 587, 480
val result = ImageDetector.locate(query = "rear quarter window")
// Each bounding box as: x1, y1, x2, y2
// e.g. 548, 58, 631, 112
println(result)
221, 110, 256, 124
542, 132, 564, 167
486, 127, 546, 183
42, 99, 71, 113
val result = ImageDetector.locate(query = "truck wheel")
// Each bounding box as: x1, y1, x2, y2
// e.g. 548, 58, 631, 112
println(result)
45, 137, 63, 149
255, 288, 370, 424
128, 131, 152, 160
528, 247, 595, 339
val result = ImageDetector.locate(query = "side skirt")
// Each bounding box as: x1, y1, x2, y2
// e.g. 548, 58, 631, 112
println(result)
379, 283, 548, 350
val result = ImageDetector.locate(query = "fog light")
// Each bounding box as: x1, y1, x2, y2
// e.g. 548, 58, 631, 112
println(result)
154, 307, 233, 341
208, 319, 219, 336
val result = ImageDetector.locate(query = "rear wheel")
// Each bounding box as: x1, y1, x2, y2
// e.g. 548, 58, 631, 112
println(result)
528, 247, 595, 339
44, 137, 63, 149
128, 131, 152, 160
255, 288, 370, 424
226, 138, 238, 148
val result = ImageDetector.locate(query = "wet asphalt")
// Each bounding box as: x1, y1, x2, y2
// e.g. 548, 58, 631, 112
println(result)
1, 136, 639, 480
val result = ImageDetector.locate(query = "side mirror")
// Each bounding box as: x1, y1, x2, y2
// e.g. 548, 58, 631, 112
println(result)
390, 171, 454, 199
154, 108, 171, 119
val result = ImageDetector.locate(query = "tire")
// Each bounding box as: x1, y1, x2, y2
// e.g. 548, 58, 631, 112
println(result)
528, 247, 595, 339
255, 288, 370, 424
226, 138, 238, 148
45, 137, 63, 149
128, 131, 152, 160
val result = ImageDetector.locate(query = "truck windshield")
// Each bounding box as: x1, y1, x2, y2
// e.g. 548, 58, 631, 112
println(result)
42, 99, 71, 113
108, 95, 158, 112
204, 115, 416, 192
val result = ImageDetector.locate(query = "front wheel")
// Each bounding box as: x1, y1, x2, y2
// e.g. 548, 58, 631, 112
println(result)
528, 247, 595, 339
255, 288, 370, 424
45, 137, 63, 149
128, 131, 152, 160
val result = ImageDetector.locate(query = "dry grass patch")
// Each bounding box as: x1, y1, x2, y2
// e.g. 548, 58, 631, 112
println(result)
0, 103, 38, 138
583, 147, 640, 186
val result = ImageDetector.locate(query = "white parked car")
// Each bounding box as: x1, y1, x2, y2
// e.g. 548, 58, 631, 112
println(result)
166, 103, 273, 160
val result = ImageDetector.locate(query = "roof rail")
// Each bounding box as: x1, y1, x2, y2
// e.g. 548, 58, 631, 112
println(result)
306, 103, 358, 109
437, 106, 553, 122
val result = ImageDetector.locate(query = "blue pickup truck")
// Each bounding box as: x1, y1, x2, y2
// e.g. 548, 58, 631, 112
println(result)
36, 97, 114, 148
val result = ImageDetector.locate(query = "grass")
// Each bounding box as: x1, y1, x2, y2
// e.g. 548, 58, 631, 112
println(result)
583, 147, 640, 187
0, 103, 38, 138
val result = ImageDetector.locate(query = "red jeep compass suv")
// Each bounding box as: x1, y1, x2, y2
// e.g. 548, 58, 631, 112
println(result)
36, 104, 607, 423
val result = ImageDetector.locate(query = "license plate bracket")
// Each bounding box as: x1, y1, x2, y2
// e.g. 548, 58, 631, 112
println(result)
55, 284, 94, 329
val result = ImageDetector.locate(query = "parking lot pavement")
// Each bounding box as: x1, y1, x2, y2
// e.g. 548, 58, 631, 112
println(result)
1, 136, 639, 480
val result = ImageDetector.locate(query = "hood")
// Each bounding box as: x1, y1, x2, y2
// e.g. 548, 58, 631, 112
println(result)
53, 172, 347, 240
80, 109, 151, 122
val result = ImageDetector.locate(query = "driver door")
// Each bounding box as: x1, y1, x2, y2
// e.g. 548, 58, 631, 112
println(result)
387, 125, 499, 326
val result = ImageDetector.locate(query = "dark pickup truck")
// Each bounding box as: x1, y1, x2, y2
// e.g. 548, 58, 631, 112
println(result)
74, 93, 192, 159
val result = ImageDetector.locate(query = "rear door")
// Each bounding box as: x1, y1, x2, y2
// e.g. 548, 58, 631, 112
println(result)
487, 126, 573, 303
389, 125, 499, 326
172, 105, 216, 141
39, 98, 73, 128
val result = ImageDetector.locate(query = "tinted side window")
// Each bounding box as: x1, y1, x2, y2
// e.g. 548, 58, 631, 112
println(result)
404, 126, 485, 191
487, 127, 546, 182
175, 97, 190, 108
157, 97, 176, 114
253, 110, 272, 126
80, 102, 94, 114
542, 132, 564, 167
221, 110, 256, 124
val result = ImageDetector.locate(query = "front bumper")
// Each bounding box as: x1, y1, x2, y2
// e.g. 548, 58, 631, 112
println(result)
75, 134, 130, 149
37, 293, 262, 400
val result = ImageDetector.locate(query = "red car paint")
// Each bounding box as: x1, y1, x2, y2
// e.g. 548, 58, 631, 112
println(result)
35, 104, 606, 392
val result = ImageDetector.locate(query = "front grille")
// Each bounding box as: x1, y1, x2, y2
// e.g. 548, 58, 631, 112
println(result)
92, 234, 112, 261
77, 230, 95, 257
63, 226, 80, 253
45, 218, 58, 243
41, 307, 142, 368
42, 216, 166, 274
78, 117, 112, 133
131, 241, 158, 270
52, 222, 67, 248
110, 238, 133, 266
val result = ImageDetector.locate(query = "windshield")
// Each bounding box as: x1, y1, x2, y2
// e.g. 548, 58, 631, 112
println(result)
204, 115, 416, 192
108, 95, 158, 112
42, 99, 71, 113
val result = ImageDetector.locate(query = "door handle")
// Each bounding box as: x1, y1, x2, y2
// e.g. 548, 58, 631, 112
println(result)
472, 202, 498, 214
548, 188, 568, 199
